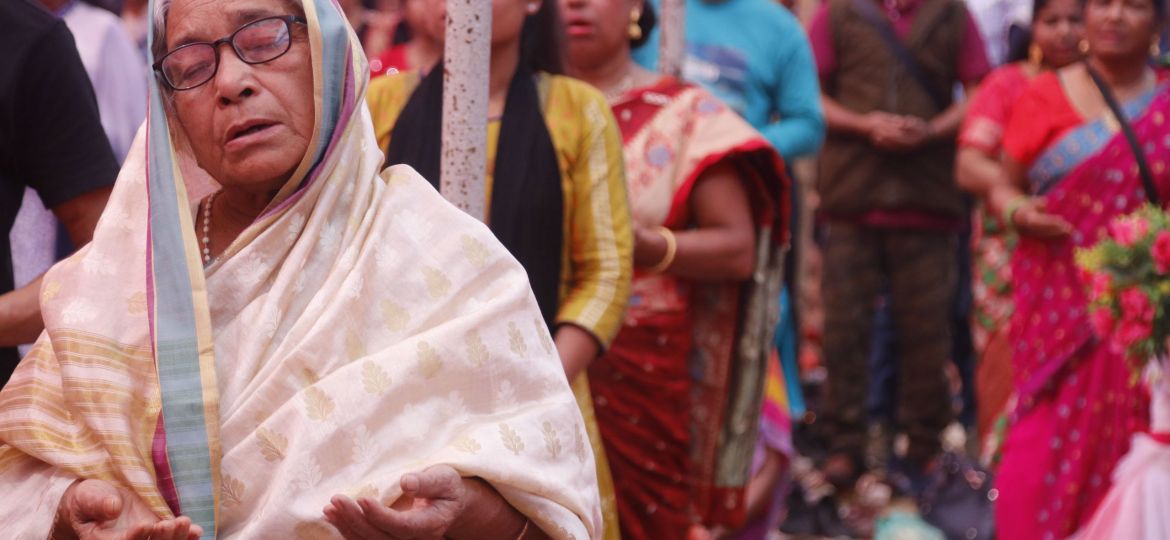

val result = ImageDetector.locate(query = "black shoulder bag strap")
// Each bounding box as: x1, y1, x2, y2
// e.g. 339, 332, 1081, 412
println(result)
1085, 62, 1160, 205
849, 0, 949, 111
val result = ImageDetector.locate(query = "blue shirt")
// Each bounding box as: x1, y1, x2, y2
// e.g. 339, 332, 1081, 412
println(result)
633, 0, 825, 160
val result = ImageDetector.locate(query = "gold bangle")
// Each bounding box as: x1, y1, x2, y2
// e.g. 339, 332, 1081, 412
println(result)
1001, 194, 1030, 230
648, 226, 677, 273
515, 519, 530, 540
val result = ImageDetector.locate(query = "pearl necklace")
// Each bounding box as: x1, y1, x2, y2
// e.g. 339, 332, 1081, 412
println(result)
200, 190, 220, 266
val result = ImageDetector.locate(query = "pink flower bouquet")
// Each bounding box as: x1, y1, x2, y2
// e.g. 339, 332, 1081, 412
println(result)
1076, 205, 1170, 374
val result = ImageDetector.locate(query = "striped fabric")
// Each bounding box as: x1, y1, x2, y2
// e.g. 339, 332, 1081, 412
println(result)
0, 0, 603, 538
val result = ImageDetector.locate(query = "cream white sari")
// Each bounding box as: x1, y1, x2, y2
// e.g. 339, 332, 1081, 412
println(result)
0, 0, 602, 538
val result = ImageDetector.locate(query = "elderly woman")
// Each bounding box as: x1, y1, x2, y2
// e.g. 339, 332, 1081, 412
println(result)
0, 0, 602, 538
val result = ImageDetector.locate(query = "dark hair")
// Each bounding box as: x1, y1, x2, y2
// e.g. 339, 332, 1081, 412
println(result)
1005, 23, 1033, 63
1005, 0, 1050, 63
631, 1, 657, 49
521, 0, 566, 75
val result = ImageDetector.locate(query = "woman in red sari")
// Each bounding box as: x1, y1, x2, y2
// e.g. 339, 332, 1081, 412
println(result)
984, 0, 1169, 537
559, 0, 789, 538
955, 0, 1083, 455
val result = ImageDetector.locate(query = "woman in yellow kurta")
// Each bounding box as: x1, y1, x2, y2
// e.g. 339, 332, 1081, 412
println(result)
366, 1, 631, 538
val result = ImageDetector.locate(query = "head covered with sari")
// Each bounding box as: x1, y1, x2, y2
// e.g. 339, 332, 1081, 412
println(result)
0, 0, 602, 537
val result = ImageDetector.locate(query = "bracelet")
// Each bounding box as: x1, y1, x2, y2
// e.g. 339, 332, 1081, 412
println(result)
648, 226, 677, 273
515, 519, 530, 540
1001, 194, 1030, 230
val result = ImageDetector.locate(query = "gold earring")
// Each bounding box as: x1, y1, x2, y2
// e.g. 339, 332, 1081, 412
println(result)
629, 9, 642, 40
1029, 43, 1043, 67
1078, 39, 1090, 55
1152, 39, 1162, 58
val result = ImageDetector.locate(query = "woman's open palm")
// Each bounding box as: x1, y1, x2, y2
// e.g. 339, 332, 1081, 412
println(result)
56, 479, 202, 540
324, 465, 469, 540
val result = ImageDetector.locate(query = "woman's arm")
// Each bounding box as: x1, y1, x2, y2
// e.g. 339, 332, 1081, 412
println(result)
555, 93, 634, 377
555, 324, 600, 381
955, 146, 1007, 198
634, 161, 757, 281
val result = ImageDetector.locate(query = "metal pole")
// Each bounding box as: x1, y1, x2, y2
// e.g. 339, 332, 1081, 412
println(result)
440, 0, 490, 221
658, 0, 685, 77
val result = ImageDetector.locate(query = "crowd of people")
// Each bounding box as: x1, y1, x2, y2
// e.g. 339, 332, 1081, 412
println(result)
0, 0, 1168, 538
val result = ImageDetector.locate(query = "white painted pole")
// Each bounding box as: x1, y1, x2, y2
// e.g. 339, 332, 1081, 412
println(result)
440, 0, 491, 221
658, 0, 685, 77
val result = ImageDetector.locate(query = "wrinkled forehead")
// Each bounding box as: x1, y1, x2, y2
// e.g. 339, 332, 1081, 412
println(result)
165, 0, 304, 49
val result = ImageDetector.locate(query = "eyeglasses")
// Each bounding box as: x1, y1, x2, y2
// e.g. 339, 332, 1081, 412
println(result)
153, 15, 307, 91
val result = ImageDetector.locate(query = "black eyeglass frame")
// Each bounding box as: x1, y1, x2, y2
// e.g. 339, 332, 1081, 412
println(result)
152, 15, 308, 91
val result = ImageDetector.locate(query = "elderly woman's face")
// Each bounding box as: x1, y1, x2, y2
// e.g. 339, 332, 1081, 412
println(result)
166, 0, 314, 195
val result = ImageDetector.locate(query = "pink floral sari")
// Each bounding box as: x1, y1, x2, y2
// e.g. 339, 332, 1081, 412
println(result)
996, 82, 1170, 540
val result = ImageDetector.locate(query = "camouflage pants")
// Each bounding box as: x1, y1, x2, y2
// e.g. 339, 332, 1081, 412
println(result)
820, 222, 957, 463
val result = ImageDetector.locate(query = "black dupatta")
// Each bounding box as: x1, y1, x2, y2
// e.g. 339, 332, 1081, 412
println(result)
385, 63, 565, 329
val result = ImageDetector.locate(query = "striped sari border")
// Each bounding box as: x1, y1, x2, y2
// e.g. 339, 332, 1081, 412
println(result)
145, 0, 221, 533
1030, 83, 1163, 195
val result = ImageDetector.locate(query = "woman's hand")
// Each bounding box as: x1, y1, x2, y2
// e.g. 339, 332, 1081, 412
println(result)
324, 465, 470, 540
555, 324, 601, 381
988, 184, 1072, 240
53, 479, 201, 540
1011, 197, 1073, 239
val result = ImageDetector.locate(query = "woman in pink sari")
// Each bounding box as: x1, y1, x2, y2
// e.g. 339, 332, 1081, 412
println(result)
985, 0, 1169, 537
955, 0, 1083, 455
